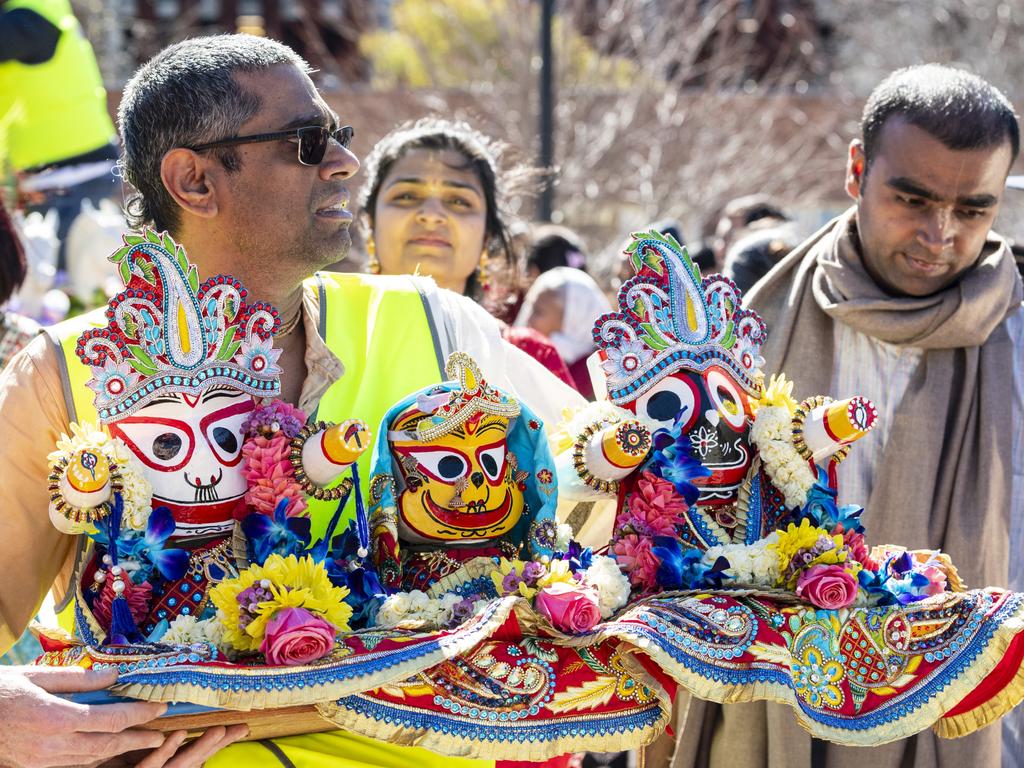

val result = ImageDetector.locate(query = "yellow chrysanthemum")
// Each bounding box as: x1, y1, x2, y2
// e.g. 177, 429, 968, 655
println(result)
536, 559, 577, 588
210, 554, 351, 652
769, 519, 849, 588
754, 374, 798, 414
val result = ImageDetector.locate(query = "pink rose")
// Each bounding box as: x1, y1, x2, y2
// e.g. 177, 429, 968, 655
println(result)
535, 582, 602, 634
795, 564, 858, 609
260, 606, 337, 666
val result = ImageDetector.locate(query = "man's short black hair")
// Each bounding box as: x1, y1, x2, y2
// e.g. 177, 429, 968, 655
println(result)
862, 64, 1020, 172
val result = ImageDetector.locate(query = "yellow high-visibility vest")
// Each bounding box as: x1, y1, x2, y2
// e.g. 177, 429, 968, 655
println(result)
0, 0, 115, 170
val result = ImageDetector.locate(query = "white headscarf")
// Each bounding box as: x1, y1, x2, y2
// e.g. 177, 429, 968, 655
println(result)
515, 267, 612, 365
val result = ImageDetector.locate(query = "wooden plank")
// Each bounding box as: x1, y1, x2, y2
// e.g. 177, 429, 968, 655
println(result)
142, 704, 337, 741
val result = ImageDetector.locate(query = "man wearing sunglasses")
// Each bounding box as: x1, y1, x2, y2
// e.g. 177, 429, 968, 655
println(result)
0, 33, 583, 768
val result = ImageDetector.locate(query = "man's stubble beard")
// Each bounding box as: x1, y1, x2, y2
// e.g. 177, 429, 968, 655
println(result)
233, 216, 351, 292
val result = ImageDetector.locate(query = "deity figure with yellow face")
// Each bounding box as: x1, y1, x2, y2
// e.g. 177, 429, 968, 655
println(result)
46, 231, 364, 643
559, 230, 877, 576
367, 352, 559, 591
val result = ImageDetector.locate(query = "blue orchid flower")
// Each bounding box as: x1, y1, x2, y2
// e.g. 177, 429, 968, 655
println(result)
326, 559, 386, 628
652, 536, 730, 590
648, 421, 711, 504
120, 506, 190, 582
242, 498, 312, 565
554, 540, 593, 573
857, 552, 933, 606
795, 467, 865, 533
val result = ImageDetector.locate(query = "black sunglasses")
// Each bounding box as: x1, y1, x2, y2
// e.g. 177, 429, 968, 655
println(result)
189, 125, 354, 166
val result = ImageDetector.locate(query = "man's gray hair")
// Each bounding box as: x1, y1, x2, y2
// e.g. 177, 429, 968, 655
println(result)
118, 34, 309, 233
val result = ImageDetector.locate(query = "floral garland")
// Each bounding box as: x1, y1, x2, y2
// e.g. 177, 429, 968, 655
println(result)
747, 375, 816, 509
375, 547, 633, 635
210, 553, 352, 664
688, 474, 957, 610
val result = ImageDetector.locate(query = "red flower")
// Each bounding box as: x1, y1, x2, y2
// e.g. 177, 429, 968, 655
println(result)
796, 565, 858, 609
612, 534, 661, 591
840, 527, 878, 571
616, 471, 688, 538
242, 434, 307, 517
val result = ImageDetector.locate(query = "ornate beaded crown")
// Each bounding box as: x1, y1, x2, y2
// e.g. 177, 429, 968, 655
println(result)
77, 230, 282, 422
592, 230, 767, 405
411, 352, 520, 441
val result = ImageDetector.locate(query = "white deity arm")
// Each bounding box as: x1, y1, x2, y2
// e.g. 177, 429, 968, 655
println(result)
555, 401, 653, 501
298, 419, 372, 487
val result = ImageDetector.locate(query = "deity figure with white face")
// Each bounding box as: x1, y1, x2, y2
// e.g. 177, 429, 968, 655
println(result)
50, 231, 283, 637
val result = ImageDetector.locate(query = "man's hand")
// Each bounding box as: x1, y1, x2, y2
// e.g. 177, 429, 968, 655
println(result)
0, 665, 245, 768
92, 725, 250, 768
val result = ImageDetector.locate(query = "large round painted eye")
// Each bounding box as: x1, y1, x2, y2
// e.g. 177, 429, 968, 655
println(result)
213, 427, 238, 453
705, 368, 749, 431
203, 408, 249, 467
110, 421, 194, 472
477, 444, 507, 483
406, 449, 470, 483
153, 433, 183, 460
633, 375, 700, 431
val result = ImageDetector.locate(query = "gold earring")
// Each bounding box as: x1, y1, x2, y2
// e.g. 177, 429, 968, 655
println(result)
366, 237, 380, 275
477, 250, 491, 291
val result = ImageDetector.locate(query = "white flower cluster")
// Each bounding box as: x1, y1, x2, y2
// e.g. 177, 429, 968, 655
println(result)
554, 523, 574, 552
49, 422, 154, 531
581, 555, 632, 619
703, 532, 781, 587
748, 406, 815, 509
376, 590, 464, 630
161, 613, 227, 649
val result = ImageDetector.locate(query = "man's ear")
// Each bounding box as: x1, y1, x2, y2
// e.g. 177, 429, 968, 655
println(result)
160, 148, 220, 220
845, 140, 866, 201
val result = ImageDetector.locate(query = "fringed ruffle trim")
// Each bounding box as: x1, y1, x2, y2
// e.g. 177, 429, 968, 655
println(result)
934, 599, 1024, 738
317, 656, 673, 761
111, 597, 520, 710
621, 591, 1024, 747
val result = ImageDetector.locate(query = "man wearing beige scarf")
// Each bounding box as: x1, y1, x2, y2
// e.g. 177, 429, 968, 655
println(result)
654, 65, 1024, 768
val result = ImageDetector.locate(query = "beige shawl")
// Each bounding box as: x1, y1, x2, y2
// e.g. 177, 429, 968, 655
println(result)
652, 207, 1023, 768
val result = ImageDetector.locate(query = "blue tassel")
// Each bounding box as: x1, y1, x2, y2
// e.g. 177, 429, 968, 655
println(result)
309, 481, 354, 562
108, 592, 142, 645
101, 493, 143, 645
351, 462, 369, 556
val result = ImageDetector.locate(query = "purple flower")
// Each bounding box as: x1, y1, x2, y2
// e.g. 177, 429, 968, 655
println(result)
242, 400, 307, 439
521, 561, 546, 586
502, 570, 523, 593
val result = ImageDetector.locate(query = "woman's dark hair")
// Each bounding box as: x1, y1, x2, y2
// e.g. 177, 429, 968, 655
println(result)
0, 200, 28, 305
359, 117, 534, 302
527, 225, 588, 275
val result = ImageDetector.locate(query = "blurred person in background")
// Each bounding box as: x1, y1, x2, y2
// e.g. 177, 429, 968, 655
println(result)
722, 218, 799, 293
0, 199, 39, 369
526, 224, 588, 281
359, 117, 574, 387
0, 0, 121, 272
711, 194, 790, 272
516, 266, 611, 399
